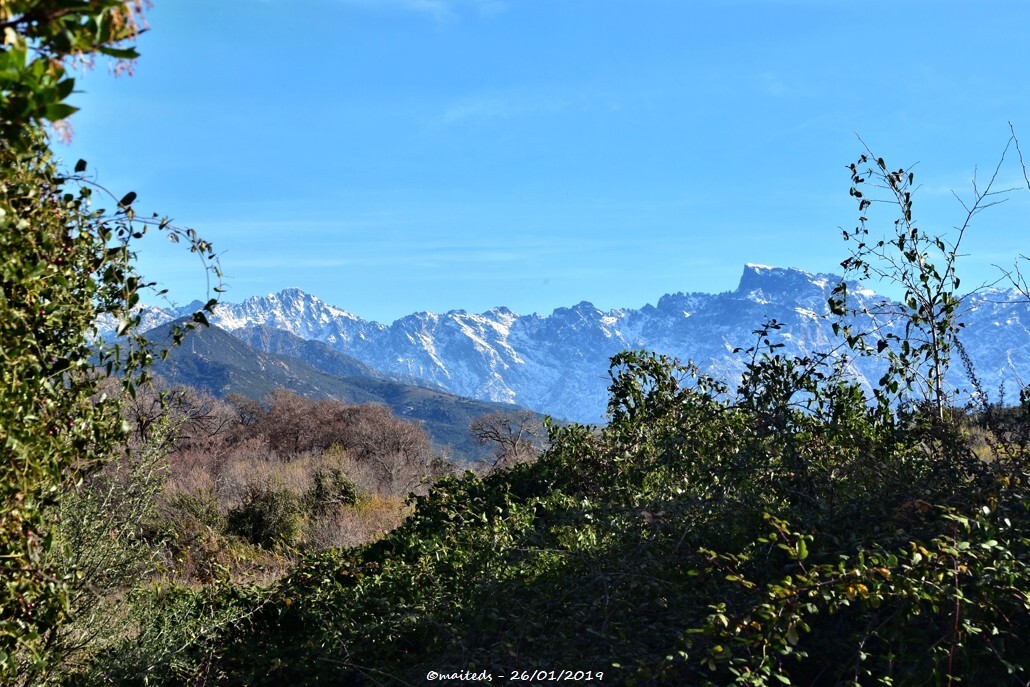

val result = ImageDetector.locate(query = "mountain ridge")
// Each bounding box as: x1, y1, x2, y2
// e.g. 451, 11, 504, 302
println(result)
119, 264, 1030, 422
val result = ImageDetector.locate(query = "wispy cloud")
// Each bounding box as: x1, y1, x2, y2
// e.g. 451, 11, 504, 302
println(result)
758, 70, 821, 100
760, 72, 790, 97
439, 91, 569, 125
336, 0, 507, 21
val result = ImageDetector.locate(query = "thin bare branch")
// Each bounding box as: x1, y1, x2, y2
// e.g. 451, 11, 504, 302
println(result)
1010, 122, 1030, 191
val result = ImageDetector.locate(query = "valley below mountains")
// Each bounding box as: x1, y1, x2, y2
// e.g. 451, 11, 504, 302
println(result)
124, 264, 1030, 423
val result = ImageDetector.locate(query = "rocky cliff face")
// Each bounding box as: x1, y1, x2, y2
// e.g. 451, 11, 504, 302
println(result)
117, 264, 1030, 422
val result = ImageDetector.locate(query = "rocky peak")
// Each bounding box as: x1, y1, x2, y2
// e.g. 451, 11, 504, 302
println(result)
735, 263, 841, 306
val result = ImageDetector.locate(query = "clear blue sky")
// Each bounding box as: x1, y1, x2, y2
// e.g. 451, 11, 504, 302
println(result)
64, 0, 1030, 322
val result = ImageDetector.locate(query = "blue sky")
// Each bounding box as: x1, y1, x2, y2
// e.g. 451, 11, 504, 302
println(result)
65, 0, 1030, 322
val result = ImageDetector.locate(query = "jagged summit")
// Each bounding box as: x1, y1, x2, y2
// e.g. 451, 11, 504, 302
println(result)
269, 286, 306, 298
736, 263, 840, 295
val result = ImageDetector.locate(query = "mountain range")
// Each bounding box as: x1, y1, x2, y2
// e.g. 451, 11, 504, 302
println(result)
116, 264, 1030, 423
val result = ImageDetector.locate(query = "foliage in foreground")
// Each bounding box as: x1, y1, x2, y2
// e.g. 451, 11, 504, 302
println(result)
0, 3, 221, 681
69, 345, 1028, 686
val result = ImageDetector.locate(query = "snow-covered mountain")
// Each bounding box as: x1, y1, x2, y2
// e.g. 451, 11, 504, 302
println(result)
117, 265, 1030, 423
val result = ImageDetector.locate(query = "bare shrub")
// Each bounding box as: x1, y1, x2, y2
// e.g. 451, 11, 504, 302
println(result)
303, 495, 411, 550
169, 387, 238, 458
214, 451, 313, 512
246, 392, 441, 494
259, 389, 317, 457
469, 409, 546, 470
142, 390, 451, 579
339, 404, 437, 495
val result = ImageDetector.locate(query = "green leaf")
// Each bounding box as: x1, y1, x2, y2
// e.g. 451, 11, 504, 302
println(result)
97, 45, 140, 60
56, 77, 76, 100
43, 102, 78, 121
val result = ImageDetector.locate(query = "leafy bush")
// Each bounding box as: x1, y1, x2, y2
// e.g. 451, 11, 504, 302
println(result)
158, 489, 232, 583
226, 483, 305, 550
307, 466, 358, 514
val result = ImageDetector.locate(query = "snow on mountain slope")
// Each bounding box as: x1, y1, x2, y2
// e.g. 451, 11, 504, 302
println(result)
124, 265, 1030, 423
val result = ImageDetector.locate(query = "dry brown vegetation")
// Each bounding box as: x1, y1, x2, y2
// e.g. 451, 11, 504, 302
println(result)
119, 385, 460, 585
